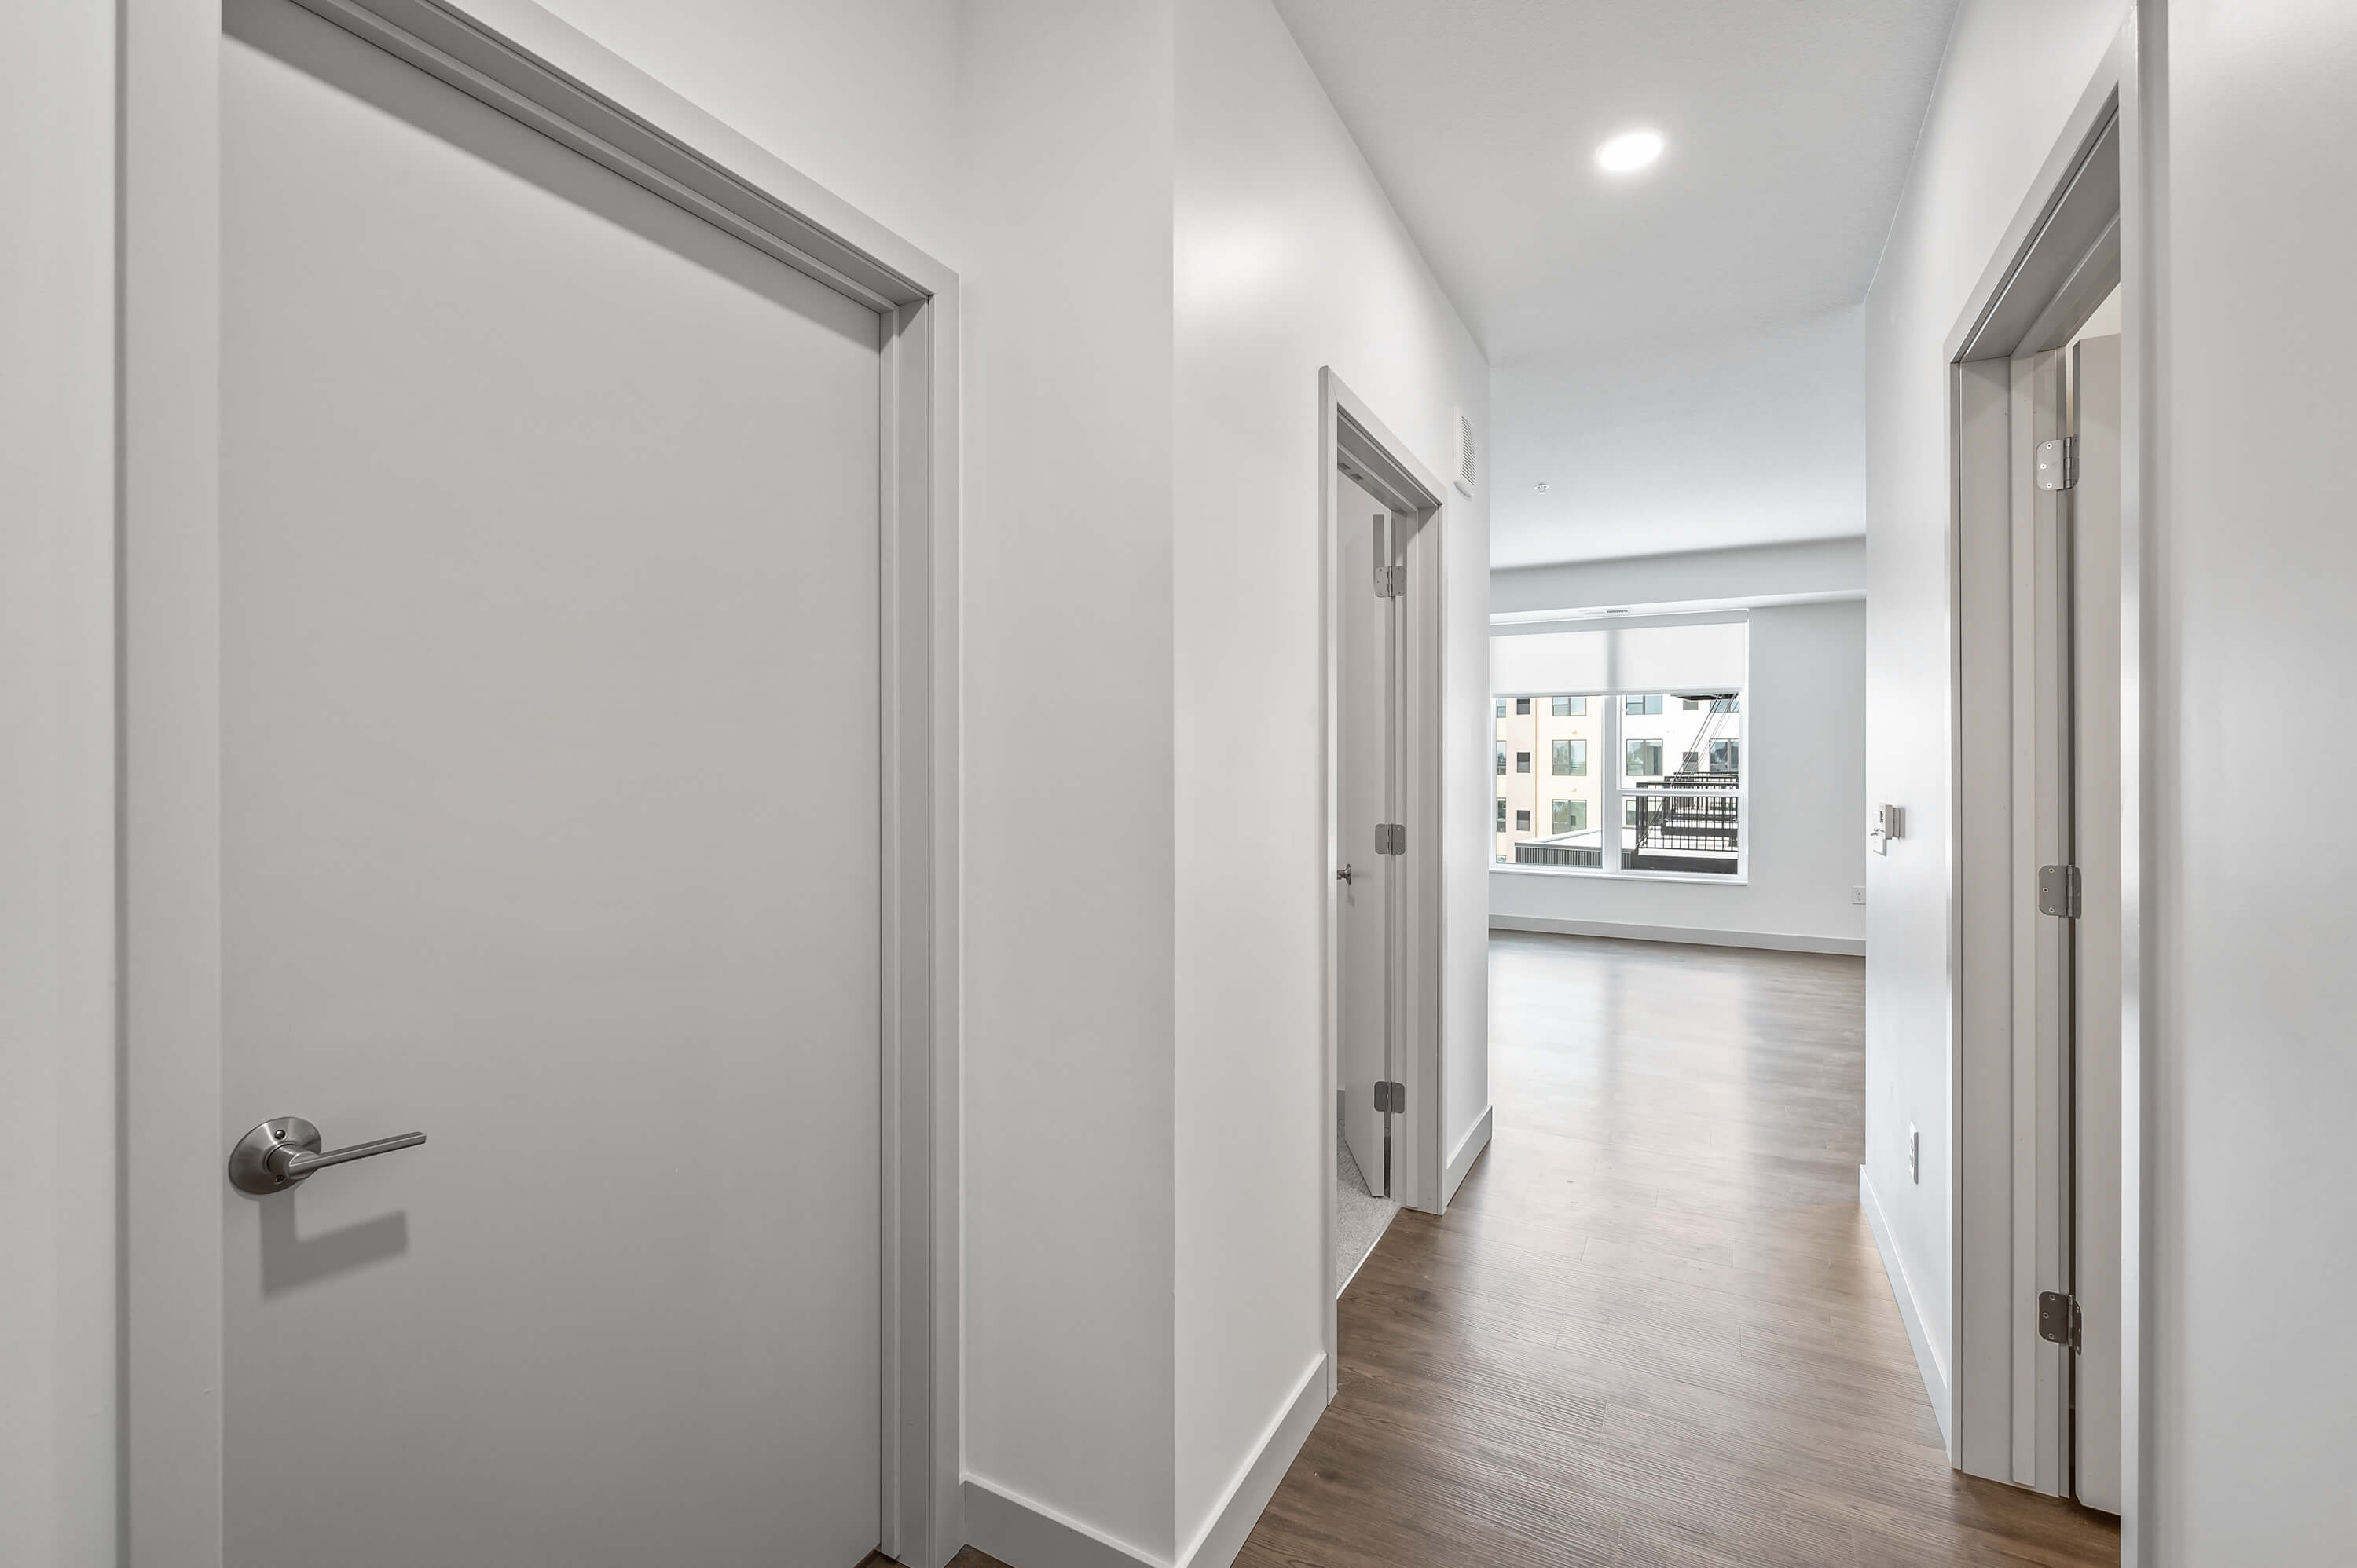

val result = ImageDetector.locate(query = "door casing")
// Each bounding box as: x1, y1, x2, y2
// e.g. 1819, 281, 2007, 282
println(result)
1318, 368, 1449, 1398
119, 0, 962, 1561
1941, 9, 2149, 1548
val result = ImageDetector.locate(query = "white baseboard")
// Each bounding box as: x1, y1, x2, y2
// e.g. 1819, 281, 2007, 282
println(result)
962, 1474, 1159, 1568
1175, 1354, 1327, 1568
1490, 912, 1865, 956
961, 1354, 1329, 1568
1860, 1163, 1952, 1452
1442, 1104, 1494, 1208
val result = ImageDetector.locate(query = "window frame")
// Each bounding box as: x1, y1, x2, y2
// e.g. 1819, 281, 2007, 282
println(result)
1488, 684, 1748, 885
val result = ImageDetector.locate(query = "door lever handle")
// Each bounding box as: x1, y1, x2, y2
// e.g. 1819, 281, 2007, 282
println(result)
228, 1116, 427, 1196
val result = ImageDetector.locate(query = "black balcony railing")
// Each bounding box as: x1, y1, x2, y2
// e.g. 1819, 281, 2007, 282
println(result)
1626, 774, 1740, 873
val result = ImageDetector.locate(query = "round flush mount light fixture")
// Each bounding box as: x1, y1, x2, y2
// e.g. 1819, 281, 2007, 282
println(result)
1595, 128, 1665, 175
1534, 482, 1549, 494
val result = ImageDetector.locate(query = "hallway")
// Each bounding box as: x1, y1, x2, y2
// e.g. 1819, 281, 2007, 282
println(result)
1235, 932, 2118, 1566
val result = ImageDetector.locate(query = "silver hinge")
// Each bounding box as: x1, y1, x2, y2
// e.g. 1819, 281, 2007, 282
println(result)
1374, 823, 1405, 855
2035, 436, 2077, 492
2037, 1290, 2082, 1352
1373, 1080, 1406, 1114
2037, 863, 2082, 918
1373, 564, 1405, 598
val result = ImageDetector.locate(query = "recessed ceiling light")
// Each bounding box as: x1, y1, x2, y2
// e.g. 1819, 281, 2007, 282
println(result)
1534, 482, 1549, 494
1595, 129, 1664, 175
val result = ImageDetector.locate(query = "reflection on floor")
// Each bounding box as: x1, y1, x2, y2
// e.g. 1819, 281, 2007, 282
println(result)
1338, 1108, 1398, 1291
1236, 931, 2122, 1567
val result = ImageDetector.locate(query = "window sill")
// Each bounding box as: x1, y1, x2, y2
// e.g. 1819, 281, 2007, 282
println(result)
1490, 863, 1749, 888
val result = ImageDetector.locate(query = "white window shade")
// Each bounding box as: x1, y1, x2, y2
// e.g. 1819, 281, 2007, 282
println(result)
1490, 614, 1747, 695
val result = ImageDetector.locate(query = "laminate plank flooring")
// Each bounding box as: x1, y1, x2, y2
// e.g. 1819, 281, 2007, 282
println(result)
1234, 932, 2117, 1568
947, 934, 2115, 1568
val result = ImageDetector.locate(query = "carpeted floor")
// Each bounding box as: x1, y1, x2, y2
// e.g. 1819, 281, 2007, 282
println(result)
1336, 1112, 1397, 1289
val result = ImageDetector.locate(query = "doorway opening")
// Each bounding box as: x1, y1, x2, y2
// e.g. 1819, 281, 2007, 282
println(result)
1320, 371, 1448, 1336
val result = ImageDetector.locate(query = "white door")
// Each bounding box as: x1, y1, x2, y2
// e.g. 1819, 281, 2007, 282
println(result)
1337, 473, 1397, 1200
214, 3, 883, 1562
2070, 332, 2124, 1513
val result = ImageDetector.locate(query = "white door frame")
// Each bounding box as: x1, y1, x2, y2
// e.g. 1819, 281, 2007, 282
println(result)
1318, 368, 1449, 1388
1942, 9, 2148, 1553
120, 1, 962, 1562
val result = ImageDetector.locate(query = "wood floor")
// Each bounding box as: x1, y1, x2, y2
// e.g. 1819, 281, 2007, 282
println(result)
950, 932, 2117, 1568
1235, 932, 2117, 1568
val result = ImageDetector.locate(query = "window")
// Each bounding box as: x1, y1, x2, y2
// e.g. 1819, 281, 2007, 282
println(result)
1496, 742, 1507, 775
1489, 620, 1747, 881
1496, 799, 1507, 831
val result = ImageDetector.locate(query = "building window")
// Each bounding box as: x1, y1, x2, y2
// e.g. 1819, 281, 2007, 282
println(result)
1515, 809, 1531, 831
1552, 738, 1586, 776
1552, 695, 1585, 716
1710, 738, 1740, 773
1496, 700, 1508, 718
1515, 697, 1531, 715
1516, 750, 1531, 774
1497, 742, 1507, 775
1551, 798, 1587, 833
1497, 799, 1507, 831
1625, 693, 1662, 715
1625, 738, 1664, 777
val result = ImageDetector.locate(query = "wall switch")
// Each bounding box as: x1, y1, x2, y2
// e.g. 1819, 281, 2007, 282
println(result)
1852, 885, 1866, 906
1908, 1123, 1921, 1183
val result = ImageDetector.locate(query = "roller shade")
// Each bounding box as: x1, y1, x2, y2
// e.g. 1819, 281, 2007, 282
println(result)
1490, 614, 1747, 695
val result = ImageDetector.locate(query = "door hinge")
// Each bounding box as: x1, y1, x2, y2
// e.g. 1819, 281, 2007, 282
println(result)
2037, 863, 2081, 918
2035, 436, 2077, 492
1374, 822, 1406, 855
1374, 1080, 1406, 1114
1373, 564, 1405, 598
2037, 1290, 2082, 1352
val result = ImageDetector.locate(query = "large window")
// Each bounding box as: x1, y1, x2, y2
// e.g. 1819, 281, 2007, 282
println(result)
1490, 616, 1747, 878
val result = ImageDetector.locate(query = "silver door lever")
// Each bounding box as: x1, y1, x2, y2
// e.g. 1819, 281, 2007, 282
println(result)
228, 1116, 427, 1196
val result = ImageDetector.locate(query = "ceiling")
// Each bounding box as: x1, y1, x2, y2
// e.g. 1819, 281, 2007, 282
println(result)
1270, 0, 1961, 368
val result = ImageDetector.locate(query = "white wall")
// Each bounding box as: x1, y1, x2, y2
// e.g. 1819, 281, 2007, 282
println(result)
1490, 307, 1867, 568
955, 5, 1181, 1555
0, 0, 119, 1563
1491, 537, 1866, 618
1173, 0, 1490, 1552
2150, 0, 2357, 1556
1859, 0, 2128, 1467
1488, 599, 1867, 950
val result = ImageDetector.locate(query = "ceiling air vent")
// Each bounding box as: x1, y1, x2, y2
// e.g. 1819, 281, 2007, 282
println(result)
1452, 408, 1478, 498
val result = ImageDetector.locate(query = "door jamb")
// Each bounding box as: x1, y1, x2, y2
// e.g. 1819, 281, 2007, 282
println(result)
1941, 10, 2148, 1554
1319, 368, 1450, 1398
121, 1, 962, 1562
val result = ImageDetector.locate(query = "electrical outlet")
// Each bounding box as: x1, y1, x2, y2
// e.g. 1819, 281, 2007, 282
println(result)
1852, 885, 1866, 906
1908, 1123, 1921, 1183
